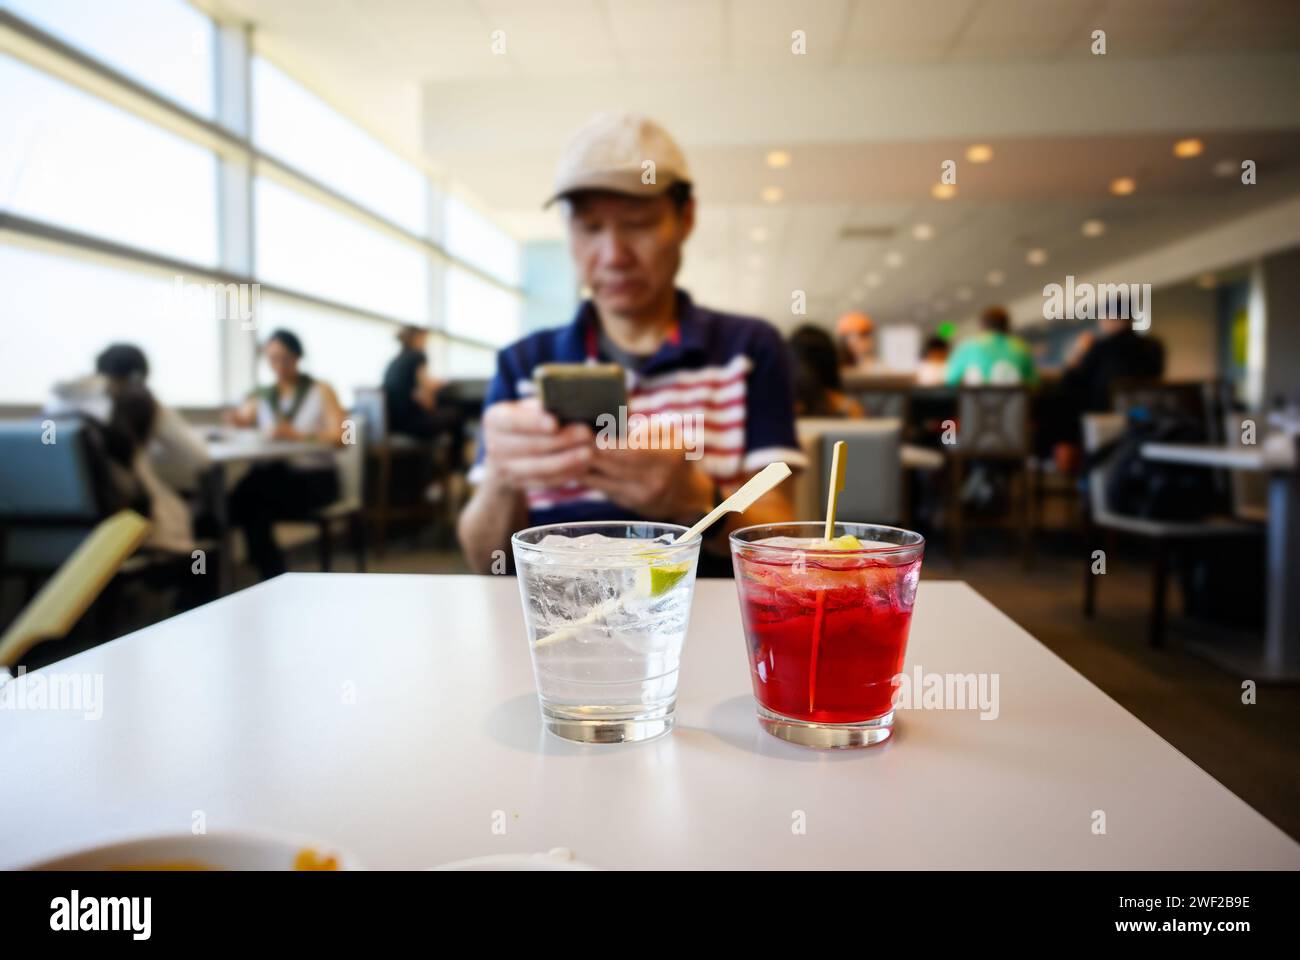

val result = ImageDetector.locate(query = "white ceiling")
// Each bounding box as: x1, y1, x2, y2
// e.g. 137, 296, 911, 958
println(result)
204, 0, 1300, 330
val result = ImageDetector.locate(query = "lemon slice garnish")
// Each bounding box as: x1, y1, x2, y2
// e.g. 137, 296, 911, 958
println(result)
826, 534, 863, 550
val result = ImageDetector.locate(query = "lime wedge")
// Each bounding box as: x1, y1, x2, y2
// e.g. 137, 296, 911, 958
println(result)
826, 534, 863, 550
650, 563, 691, 596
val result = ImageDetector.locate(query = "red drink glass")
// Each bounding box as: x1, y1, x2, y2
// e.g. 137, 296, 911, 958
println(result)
729, 522, 924, 748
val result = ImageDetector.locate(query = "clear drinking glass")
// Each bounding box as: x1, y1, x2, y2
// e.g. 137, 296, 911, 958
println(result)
512, 521, 703, 744
729, 522, 925, 748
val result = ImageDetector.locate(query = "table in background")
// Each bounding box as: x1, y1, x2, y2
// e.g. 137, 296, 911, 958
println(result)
3, 575, 1296, 870
198, 432, 332, 595
1143, 441, 1299, 681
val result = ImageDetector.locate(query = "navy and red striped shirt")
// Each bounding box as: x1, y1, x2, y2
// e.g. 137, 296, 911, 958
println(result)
470, 289, 806, 527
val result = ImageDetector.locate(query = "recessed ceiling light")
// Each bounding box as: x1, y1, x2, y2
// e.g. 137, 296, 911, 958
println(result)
1196, 273, 1217, 290
760, 186, 783, 203
966, 144, 994, 164
931, 183, 958, 200
912, 223, 935, 241
885, 251, 905, 268
1026, 248, 1048, 266
986, 269, 1005, 286
749, 226, 768, 243
955, 286, 973, 301
1081, 219, 1106, 238
1110, 177, 1136, 196
1173, 138, 1204, 159
766, 149, 791, 169
865, 272, 882, 287
1213, 159, 1239, 178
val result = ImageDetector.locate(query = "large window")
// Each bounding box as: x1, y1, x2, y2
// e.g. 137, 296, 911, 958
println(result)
444, 195, 520, 287
1, 2, 524, 406
3, 0, 215, 117
444, 266, 521, 348
252, 57, 426, 234
0, 242, 222, 406
444, 342, 498, 379
0, 55, 219, 266
254, 177, 428, 323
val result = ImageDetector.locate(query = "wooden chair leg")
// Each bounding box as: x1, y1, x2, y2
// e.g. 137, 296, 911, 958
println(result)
1020, 466, 1032, 570
1082, 512, 1098, 618
319, 521, 334, 573
1149, 538, 1169, 648
375, 447, 392, 558
948, 459, 964, 569
351, 513, 367, 572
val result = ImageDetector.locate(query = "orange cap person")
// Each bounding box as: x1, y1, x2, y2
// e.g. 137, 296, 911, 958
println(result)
836, 312, 876, 371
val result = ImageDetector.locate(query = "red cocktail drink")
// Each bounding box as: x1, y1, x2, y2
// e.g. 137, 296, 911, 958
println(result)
730, 523, 924, 748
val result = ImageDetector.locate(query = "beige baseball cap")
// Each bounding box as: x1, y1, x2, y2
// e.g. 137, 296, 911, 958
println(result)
545, 111, 692, 208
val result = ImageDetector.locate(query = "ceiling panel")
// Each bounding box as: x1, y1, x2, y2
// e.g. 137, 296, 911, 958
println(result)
727, 0, 850, 67
476, 0, 619, 74
952, 0, 1105, 59
840, 0, 981, 62
604, 0, 727, 71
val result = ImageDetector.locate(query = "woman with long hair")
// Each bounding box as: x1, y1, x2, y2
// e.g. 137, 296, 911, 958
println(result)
789, 324, 865, 418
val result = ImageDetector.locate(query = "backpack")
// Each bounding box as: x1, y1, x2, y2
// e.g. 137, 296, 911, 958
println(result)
1089, 411, 1219, 521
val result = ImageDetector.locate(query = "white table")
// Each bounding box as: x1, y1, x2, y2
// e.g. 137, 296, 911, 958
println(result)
2, 576, 1297, 870
194, 431, 333, 594
1143, 441, 1300, 681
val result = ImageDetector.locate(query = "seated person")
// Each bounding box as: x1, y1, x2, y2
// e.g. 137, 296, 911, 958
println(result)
382, 325, 466, 466
1062, 316, 1165, 414
457, 112, 803, 577
915, 335, 951, 386
45, 343, 209, 554
836, 311, 879, 375
946, 306, 1037, 386
788, 324, 865, 418
224, 329, 346, 580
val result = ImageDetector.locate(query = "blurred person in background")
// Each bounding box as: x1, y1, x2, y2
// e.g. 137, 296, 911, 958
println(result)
225, 329, 346, 579
789, 324, 865, 418
915, 335, 951, 386
382, 324, 466, 467
457, 112, 802, 576
45, 343, 208, 554
946, 306, 1037, 386
836, 311, 879, 374
1062, 316, 1165, 413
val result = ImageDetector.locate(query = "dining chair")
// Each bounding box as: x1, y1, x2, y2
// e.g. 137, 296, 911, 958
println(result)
795, 418, 903, 524
841, 374, 915, 426
1080, 413, 1256, 648
310, 413, 368, 573
0, 510, 150, 671
0, 418, 105, 580
949, 386, 1033, 569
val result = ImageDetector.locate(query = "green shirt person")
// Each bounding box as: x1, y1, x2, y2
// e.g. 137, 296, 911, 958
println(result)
945, 306, 1038, 386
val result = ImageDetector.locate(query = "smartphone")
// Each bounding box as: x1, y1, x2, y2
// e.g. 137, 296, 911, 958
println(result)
535, 363, 628, 428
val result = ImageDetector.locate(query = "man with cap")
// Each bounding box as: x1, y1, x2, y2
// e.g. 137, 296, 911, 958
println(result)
457, 112, 804, 574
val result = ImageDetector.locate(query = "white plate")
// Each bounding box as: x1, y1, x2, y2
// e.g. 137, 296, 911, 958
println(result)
23, 830, 360, 871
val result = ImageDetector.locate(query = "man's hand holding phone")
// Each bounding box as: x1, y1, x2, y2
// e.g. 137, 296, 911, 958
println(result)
480, 397, 594, 492
583, 445, 715, 525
